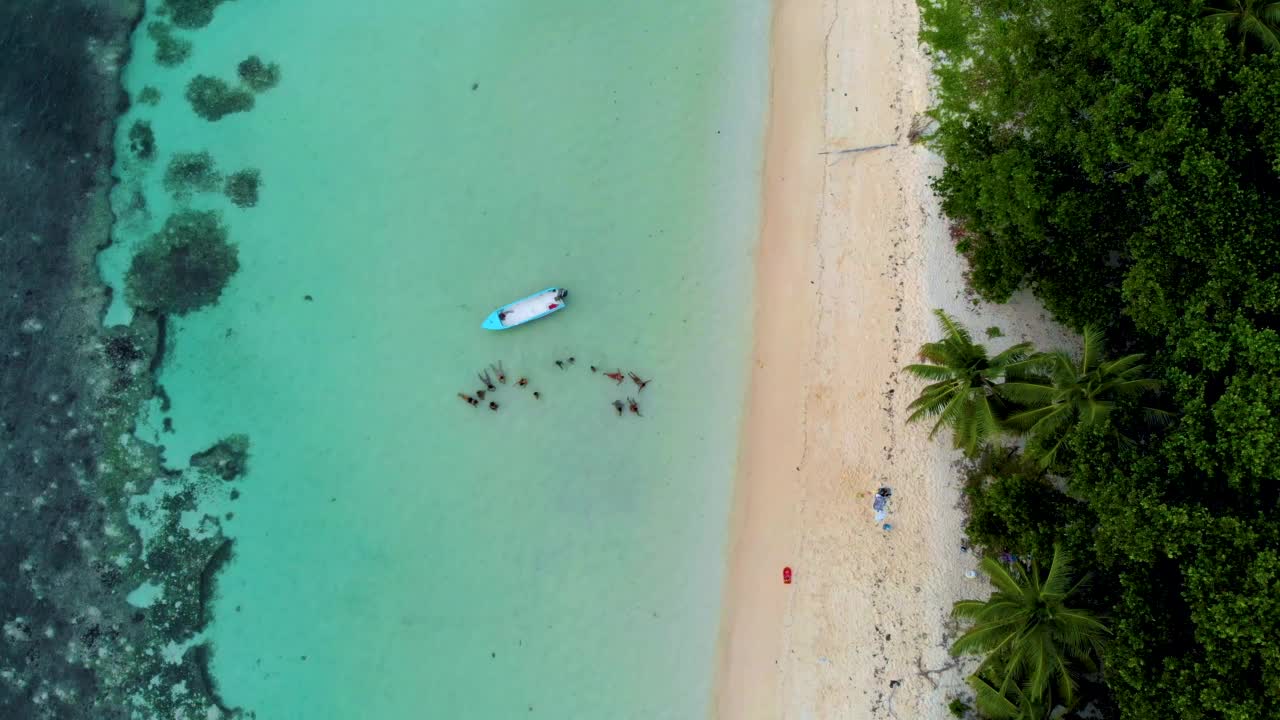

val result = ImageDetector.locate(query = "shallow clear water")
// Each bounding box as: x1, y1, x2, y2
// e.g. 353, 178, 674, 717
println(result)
104, 1, 769, 716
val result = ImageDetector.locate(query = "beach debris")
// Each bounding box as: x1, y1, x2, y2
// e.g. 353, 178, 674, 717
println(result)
516, 377, 528, 387
818, 142, 895, 157
965, 570, 978, 579
490, 361, 507, 384
627, 397, 641, 416
488, 401, 499, 411
874, 487, 892, 522
458, 393, 479, 407
783, 566, 793, 584
612, 400, 624, 416
628, 372, 651, 391
477, 369, 496, 391
604, 369, 625, 384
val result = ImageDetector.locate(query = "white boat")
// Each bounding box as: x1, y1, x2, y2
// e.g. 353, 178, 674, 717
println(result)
480, 287, 568, 330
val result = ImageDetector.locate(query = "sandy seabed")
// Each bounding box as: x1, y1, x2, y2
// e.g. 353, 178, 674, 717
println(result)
713, 0, 1076, 717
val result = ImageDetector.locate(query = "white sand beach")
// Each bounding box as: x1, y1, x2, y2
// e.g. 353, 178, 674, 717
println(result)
714, 0, 1075, 717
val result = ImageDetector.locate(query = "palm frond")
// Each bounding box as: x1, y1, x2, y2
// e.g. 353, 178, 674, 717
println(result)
905, 363, 960, 381
1040, 545, 1072, 599
1079, 325, 1106, 373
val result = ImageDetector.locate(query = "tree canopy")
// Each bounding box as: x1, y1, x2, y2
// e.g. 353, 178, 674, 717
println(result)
916, 0, 1280, 716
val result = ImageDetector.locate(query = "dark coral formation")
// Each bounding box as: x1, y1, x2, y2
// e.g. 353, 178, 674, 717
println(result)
185, 74, 254, 121
125, 210, 240, 316
146, 20, 191, 67
127, 119, 155, 160
1, 1, 250, 716
224, 168, 260, 207
190, 434, 250, 481
237, 55, 281, 93
163, 150, 221, 197
161, 0, 230, 29
136, 85, 162, 105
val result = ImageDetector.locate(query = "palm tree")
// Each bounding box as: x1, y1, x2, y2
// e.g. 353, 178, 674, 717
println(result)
998, 326, 1170, 467
906, 310, 1034, 456
952, 545, 1108, 716
1204, 0, 1280, 53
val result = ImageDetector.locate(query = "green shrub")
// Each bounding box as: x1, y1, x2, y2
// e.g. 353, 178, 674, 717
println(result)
237, 55, 281, 93
947, 697, 970, 718
185, 75, 254, 121
125, 210, 239, 316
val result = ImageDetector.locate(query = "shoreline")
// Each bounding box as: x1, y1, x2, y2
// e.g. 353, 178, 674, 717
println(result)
714, 0, 1074, 716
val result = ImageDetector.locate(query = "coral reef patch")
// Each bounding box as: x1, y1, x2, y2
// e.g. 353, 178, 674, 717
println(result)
185, 74, 255, 121
161, 0, 231, 30
127, 119, 155, 160
1, 2, 254, 716
146, 20, 191, 67
224, 168, 261, 208
237, 55, 281, 93
163, 150, 222, 197
136, 85, 161, 105
125, 210, 240, 316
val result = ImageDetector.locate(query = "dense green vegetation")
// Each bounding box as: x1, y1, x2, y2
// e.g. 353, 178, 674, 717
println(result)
915, 0, 1280, 717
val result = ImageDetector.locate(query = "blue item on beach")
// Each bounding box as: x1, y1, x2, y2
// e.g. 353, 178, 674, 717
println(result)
883, 523, 893, 531
481, 287, 567, 330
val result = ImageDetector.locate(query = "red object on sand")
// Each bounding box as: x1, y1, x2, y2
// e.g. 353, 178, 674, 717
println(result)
783, 566, 793, 584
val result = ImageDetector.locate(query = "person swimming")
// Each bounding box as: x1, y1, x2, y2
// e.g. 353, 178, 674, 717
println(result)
627, 397, 641, 416
628, 372, 651, 391
604, 370, 625, 384
612, 400, 624, 416
517, 377, 528, 387
532, 391, 541, 399
555, 359, 565, 370
488, 401, 499, 411
477, 370, 496, 391
490, 361, 506, 384
458, 393, 479, 407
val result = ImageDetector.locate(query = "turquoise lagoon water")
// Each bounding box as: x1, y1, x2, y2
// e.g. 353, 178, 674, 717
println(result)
103, 1, 770, 717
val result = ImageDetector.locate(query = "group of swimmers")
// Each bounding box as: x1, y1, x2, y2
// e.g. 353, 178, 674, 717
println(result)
457, 357, 651, 415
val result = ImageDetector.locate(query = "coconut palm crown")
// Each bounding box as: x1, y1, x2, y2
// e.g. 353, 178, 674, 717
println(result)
952, 545, 1108, 717
1204, 0, 1280, 53
999, 326, 1170, 466
906, 310, 1034, 456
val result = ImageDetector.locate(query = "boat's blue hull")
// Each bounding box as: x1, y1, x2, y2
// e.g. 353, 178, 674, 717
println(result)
481, 287, 566, 330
